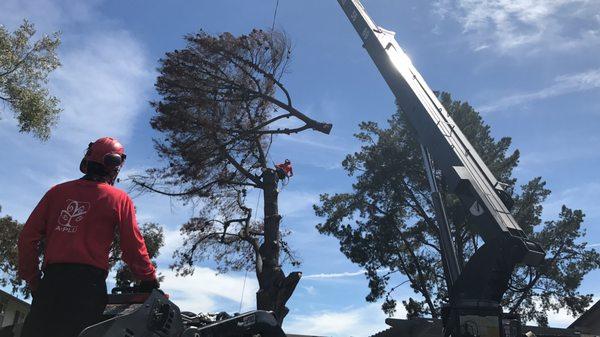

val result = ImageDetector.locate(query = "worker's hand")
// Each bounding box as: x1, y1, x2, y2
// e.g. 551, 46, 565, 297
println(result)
28, 279, 40, 292
138, 278, 160, 293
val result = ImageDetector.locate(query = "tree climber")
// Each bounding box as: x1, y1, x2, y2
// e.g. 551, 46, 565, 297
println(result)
18, 137, 159, 337
275, 159, 294, 181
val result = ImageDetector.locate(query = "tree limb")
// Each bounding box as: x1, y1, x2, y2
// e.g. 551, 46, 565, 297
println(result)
219, 146, 262, 186
254, 124, 312, 135
509, 241, 565, 313
131, 178, 209, 197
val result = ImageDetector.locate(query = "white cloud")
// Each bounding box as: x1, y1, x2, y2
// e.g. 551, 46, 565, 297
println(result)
310, 161, 343, 171
473, 44, 490, 52
279, 132, 350, 153
525, 297, 597, 328
302, 285, 317, 296
50, 30, 152, 144
154, 226, 183, 265
159, 267, 258, 314
479, 68, 600, 112
434, 0, 600, 54
546, 307, 579, 328
278, 190, 320, 217
304, 270, 366, 280
0, 0, 100, 32
283, 302, 580, 337
542, 182, 600, 221
284, 303, 401, 337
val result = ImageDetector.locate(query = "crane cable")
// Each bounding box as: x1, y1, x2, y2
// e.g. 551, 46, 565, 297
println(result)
240, 0, 278, 307
271, 0, 280, 31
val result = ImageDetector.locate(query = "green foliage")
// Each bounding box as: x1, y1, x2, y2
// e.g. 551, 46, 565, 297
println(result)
110, 222, 165, 287
509, 202, 600, 324
0, 208, 26, 295
314, 92, 599, 324
0, 20, 61, 140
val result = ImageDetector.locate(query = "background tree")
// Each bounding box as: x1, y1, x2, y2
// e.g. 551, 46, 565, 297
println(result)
0, 20, 61, 140
110, 222, 165, 287
314, 92, 599, 325
0, 208, 24, 295
131, 29, 331, 323
0, 20, 62, 296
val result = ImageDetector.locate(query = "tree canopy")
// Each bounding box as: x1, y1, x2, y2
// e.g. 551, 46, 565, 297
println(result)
0, 21, 62, 292
314, 92, 599, 325
0, 20, 61, 140
0, 208, 23, 294
132, 28, 331, 323
110, 222, 166, 288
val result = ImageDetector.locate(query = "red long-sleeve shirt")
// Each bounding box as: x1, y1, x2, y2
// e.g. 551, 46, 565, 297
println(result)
18, 179, 156, 285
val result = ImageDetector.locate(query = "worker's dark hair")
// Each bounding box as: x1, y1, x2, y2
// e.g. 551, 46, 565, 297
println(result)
83, 161, 111, 182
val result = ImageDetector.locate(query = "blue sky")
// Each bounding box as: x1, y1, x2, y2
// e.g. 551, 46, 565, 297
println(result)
1, 0, 599, 336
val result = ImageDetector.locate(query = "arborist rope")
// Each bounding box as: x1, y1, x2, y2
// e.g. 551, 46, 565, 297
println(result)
238, 269, 249, 312
238, 171, 263, 311
254, 189, 262, 219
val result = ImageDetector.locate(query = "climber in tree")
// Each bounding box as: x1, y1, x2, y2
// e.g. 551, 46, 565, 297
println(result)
275, 159, 293, 181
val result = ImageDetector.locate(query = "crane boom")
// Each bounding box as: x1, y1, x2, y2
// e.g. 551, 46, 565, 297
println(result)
337, 1, 545, 336
338, 0, 536, 250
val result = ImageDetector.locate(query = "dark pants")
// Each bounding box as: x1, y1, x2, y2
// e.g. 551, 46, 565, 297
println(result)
276, 167, 287, 180
21, 264, 108, 337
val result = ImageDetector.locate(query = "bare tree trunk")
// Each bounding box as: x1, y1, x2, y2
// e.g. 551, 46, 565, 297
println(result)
256, 168, 301, 325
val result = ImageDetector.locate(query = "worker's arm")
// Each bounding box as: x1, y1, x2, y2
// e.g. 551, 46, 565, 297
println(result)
118, 195, 157, 282
18, 189, 52, 291
289, 166, 294, 177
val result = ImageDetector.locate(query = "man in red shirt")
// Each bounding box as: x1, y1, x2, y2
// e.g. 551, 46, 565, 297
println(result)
18, 137, 159, 337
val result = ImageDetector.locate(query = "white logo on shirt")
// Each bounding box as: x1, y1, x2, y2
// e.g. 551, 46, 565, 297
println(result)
56, 199, 90, 233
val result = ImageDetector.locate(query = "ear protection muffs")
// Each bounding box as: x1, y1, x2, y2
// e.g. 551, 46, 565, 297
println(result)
104, 153, 126, 167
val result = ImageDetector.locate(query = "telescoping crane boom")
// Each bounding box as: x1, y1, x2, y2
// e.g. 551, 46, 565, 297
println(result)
337, 1, 546, 336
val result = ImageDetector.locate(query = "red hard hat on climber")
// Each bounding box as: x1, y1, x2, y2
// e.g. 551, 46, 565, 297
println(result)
79, 137, 127, 185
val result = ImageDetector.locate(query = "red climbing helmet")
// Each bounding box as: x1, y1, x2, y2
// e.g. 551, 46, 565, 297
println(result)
79, 137, 127, 182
